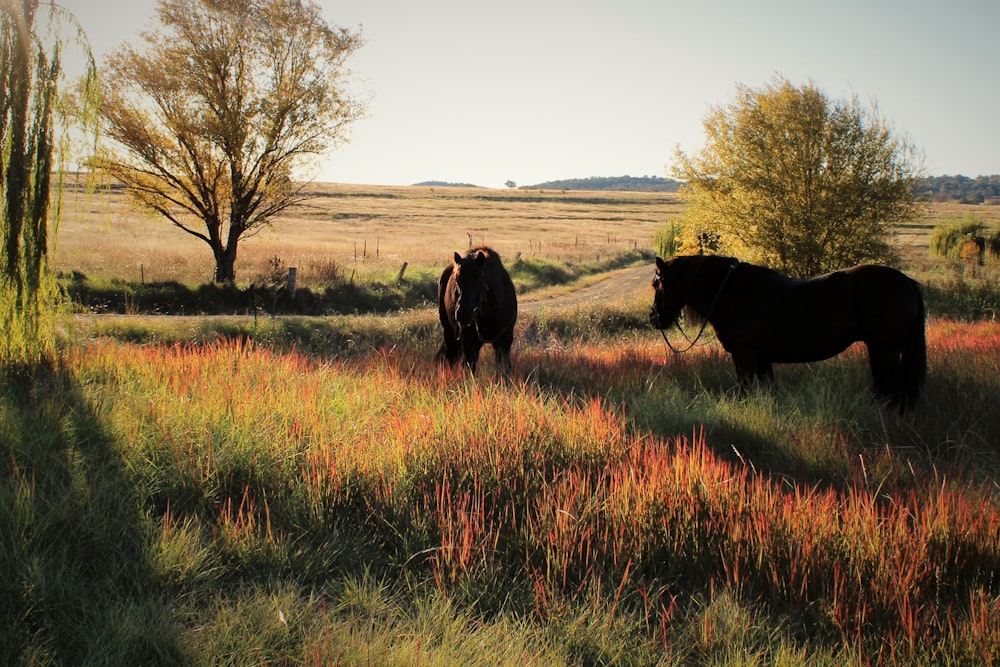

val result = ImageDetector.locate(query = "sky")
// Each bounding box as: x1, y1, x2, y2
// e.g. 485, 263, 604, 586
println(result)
56, 0, 1000, 189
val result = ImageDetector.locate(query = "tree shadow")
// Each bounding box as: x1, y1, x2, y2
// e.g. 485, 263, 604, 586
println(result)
0, 363, 186, 664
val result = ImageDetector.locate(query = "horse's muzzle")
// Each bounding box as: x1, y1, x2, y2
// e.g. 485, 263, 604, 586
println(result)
456, 303, 480, 327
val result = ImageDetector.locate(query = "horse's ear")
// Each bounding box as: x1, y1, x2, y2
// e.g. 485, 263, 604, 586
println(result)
454, 251, 462, 264
475, 250, 487, 265
655, 256, 668, 272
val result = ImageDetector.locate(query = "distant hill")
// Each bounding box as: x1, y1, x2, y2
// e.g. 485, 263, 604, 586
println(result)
412, 173, 1000, 198
412, 180, 481, 188
519, 174, 1000, 199
523, 175, 681, 192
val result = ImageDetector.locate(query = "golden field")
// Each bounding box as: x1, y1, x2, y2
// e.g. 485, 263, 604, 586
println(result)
54, 182, 683, 286
53, 180, 1000, 290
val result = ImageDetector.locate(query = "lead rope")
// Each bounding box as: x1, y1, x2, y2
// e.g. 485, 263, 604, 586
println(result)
660, 317, 712, 354
660, 260, 738, 354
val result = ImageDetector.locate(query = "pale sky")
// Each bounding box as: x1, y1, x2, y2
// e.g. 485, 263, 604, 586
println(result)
57, 0, 1000, 189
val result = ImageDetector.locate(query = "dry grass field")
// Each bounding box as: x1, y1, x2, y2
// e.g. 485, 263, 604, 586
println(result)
54, 179, 1000, 292
54, 181, 684, 287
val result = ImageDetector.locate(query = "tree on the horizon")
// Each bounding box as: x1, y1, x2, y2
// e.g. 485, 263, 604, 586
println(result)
95, 0, 364, 283
914, 174, 1000, 203
673, 76, 923, 277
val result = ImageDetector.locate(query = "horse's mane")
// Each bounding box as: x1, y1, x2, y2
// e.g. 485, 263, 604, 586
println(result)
682, 304, 705, 329
457, 246, 514, 302
460, 246, 507, 285
671, 254, 734, 327
463, 245, 503, 264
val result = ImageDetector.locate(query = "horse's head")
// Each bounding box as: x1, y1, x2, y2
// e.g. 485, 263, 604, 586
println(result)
649, 256, 685, 329
452, 249, 490, 327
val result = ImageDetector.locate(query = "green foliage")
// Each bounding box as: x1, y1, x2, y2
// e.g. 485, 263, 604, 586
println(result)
509, 256, 572, 288
0, 0, 96, 368
673, 75, 921, 277
524, 300, 650, 344
59, 270, 441, 316
929, 214, 1000, 262
58, 251, 649, 316
509, 249, 650, 293
923, 279, 1000, 321
0, 367, 187, 664
653, 220, 684, 258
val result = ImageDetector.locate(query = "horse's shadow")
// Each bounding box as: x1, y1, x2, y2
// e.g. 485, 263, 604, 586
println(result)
514, 342, 995, 493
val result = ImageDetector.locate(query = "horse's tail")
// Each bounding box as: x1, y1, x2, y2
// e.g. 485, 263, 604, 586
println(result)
900, 280, 928, 409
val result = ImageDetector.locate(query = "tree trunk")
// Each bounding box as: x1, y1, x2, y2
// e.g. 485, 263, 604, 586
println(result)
211, 217, 248, 284
213, 243, 238, 284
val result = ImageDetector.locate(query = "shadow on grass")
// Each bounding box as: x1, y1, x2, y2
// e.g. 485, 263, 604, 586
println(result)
0, 363, 186, 664
517, 341, 1000, 494
534, 356, 854, 487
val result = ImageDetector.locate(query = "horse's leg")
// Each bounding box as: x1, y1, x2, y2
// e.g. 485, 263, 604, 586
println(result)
731, 353, 757, 393
462, 331, 483, 374
734, 352, 771, 381
493, 331, 514, 374
755, 360, 774, 385
900, 322, 927, 411
866, 343, 903, 407
437, 332, 463, 367
730, 351, 775, 401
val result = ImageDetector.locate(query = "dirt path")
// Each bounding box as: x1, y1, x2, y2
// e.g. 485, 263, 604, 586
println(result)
519, 263, 653, 313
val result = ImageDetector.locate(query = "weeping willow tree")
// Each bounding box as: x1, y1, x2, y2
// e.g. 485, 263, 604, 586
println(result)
1, 0, 96, 369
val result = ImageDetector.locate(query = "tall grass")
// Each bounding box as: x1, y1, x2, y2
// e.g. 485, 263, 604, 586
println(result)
3, 314, 999, 664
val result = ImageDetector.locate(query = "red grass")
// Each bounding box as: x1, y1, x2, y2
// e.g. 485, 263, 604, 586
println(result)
64, 319, 1000, 661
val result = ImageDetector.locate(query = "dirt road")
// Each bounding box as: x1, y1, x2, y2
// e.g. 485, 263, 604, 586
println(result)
519, 263, 653, 313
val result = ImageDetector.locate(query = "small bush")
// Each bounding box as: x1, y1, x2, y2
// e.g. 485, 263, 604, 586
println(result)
653, 220, 684, 258
307, 257, 344, 284
929, 214, 1000, 263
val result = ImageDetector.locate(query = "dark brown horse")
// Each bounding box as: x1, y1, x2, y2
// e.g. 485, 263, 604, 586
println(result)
437, 246, 518, 373
649, 255, 927, 410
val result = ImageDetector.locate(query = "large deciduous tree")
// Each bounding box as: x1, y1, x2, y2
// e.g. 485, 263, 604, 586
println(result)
2, 0, 96, 368
672, 76, 922, 277
96, 0, 364, 283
